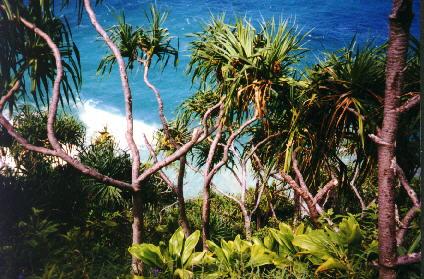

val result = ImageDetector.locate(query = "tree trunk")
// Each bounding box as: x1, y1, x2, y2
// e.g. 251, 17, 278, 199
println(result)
177, 156, 191, 237
294, 177, 301, 224
201, 188, 211, 249
254, 181, 262, 229
240, 205, 252, 240
132, 191, 144, 275
377, 1, 412, 278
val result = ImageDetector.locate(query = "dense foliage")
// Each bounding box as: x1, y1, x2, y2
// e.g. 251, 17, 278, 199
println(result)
0, 1, 420, 278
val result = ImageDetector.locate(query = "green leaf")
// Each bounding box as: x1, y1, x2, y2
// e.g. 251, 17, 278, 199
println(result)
207, 240, 228, 266
292, 230, 330, 260
169, 227, 185, 259
188, 251, 206, 266
182, 230, 200, 266
247, 244, 275, 267
315, 257, 347, 274
174, 268, 193, 279
264, 236, 275, 250
128, 244, 165, 268
338, 215, 362, 245
278, 223, 293, 234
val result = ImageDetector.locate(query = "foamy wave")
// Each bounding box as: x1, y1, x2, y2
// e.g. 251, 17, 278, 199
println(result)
77, 100, 158, 151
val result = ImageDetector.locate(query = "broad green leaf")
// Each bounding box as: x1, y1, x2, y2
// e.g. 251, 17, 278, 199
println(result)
278, 223, 293, 235
294, 223, 305, 235
187, 251, 206, 266
207, 240, 228, 266
204, 272, 226, 279
269, 229, 295, 254
128, 244, 165, 268
338, 216, 362, 245
182, 230, 200, 266
315, 257, 347, 274
174, 268, 193, 279
169, 227, 185, 258
292, 230, 330, 260
264, 236, 275, 250
247, 244, 275, 267
233, 234, 251, 253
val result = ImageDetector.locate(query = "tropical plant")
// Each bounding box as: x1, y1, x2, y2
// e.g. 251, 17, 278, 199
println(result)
98, 4, 178, 74
80, 128, 132, 209
188, 16, 306, 119
129, 227, 206, 278
0, 0, 81, 111
292, 215, 377, 278
205, 235, 275, 278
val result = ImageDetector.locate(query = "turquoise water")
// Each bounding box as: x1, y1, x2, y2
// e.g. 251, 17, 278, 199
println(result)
63, 0, 420, 196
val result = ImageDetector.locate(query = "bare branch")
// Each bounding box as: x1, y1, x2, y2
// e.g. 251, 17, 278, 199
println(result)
228, 167, 243, 188
396, 252, 421, 265
212, 185, 242, 207
368, 134, 393, 147
396, 206, 420, 247
250, 182, 265, 217
0, 80, 20, 111
202, 102, 224, 136
395, 163, 420, 207
349, 166, 366, 212
205, 117, 257, 184
142, 61, 176, 147
84, 0, 140, 184
136, 128, 204, 184
315, 178, 338, 204
243, 133, 281, 164
13, 16, 134, 191
142, 134, 176, 192
291, 148, 312, 198
395, 93, 420, 113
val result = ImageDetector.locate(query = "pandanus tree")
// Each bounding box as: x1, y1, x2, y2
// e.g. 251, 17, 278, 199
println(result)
187, 15, 308, 246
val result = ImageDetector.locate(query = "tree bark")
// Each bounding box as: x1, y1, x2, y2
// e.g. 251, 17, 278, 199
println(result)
240, 205, 252, 240
377, 1, 412, 278
177, 155, 191, 237
131, 191, 144, 275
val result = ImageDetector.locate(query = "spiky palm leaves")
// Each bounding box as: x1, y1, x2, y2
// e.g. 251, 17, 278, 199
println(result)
80, 129, 132, 209
0, 0, 81, 111
188, 16, 306, 120
297, 41, 386, 192
98, 5, 177, 74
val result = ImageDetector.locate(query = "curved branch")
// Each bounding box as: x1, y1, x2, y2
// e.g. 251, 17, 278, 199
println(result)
395, 92, 420, 113
395, 163, 420, 207
349, 165, 366, 212
136, 128, 203, 184
396, 252, 421, 265
16, 16, 133, 191
396, 206, 420, 247
315, 178, 338, 205
142, 61, 176, 147
84, 0, 140, 184
243, 132, 281, 165
0, 80, 20, 111
205, 117, 257, 184
142, 133, 176, 192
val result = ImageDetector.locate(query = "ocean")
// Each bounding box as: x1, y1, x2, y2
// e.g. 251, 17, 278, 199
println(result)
63, 0, 420, 196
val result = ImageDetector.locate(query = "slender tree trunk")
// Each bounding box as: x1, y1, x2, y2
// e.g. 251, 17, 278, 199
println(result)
377, 1, 412, 278
240, 205, 252, 240
201, 189, 211, 249
177, 155, 191, 237
254, 181, 262, 229
132, 191, 144, 275
294, 177, 301, 224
